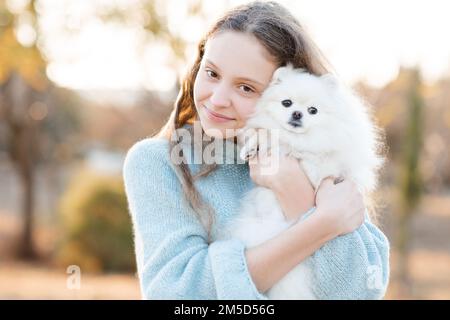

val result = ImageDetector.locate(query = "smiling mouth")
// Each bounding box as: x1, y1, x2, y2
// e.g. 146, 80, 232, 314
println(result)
203, 105, 235, 120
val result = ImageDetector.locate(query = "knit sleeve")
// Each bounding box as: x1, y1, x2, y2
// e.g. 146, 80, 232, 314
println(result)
123, 138, 267, 300
305, 210, 390, 299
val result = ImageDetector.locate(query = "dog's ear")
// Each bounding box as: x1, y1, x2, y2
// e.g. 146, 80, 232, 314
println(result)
270, 63, 309, 86
270, 63, 294, 85
269, 68, 284, 86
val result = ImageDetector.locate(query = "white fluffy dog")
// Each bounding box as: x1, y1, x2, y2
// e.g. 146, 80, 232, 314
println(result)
216, 63, 383, 299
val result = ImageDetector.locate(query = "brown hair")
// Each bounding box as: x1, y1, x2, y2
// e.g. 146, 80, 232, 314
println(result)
155, 1, 333, 243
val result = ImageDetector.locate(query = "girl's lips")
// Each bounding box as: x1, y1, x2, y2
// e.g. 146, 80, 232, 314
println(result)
203, 105, 235, 122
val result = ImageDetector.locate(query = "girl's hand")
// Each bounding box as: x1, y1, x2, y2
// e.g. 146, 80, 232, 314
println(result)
248, 149, 315, 222
314, 177, 365, 236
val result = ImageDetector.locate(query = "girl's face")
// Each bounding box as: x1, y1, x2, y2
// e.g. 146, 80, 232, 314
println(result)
193, 31, 278, 139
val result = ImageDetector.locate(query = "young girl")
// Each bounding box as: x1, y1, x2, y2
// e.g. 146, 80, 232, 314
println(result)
123, 1, 390, 299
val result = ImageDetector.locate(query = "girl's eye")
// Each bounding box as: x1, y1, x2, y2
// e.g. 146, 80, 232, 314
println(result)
240, 85, 255, 93
206, 69, 218, 78
205, 68, 254, 94
308, 106, 318, 115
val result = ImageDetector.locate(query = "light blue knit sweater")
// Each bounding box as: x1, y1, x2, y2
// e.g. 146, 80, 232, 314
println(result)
123, 133, 390, 300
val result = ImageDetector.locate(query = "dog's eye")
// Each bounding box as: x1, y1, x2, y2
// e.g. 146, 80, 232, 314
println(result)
281, 99, 292, 107
308, 106, 318, 115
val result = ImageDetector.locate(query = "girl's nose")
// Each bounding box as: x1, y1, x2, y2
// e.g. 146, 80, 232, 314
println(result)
210, 83, 231, 108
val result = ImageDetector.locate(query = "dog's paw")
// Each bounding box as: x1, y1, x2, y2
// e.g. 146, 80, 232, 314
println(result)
287, 150, 303, 159
240, 145, 259, 161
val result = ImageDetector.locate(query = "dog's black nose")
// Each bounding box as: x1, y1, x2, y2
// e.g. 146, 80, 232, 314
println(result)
292, 111, 303, 120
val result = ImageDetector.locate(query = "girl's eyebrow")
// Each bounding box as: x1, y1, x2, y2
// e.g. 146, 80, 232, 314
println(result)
205, 58, 264, 87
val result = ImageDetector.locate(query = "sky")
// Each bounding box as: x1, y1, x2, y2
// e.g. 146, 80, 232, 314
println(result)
14, 0, 450, 92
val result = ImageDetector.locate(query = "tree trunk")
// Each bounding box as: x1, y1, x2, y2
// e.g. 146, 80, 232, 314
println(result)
396, 209, 412, 298
15, 125, 38, 260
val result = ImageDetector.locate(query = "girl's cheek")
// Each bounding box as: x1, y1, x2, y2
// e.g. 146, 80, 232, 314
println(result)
193, 77, 200, 101
193, 79, 207, 104
237, 101, 258, 121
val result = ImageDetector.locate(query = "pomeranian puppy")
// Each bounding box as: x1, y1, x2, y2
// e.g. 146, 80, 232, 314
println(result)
216, 63, 383, 299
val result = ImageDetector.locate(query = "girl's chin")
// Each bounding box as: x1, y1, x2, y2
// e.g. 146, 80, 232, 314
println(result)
202, 126, 238, 139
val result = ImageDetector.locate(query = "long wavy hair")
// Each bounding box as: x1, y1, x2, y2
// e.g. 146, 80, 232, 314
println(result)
155, 1, 335, 243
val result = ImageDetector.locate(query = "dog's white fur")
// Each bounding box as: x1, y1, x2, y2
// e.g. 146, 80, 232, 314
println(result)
216, 63, 383, 299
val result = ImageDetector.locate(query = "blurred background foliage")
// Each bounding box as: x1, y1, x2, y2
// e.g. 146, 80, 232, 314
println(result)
56, 169, 134, 273
0, 0, 449, 299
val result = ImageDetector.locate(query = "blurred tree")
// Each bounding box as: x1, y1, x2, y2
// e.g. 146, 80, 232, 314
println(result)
97, 0, 207, 92
422, 77, 450, 189
396, 68, 424, 297
56, 169, 134, 273
82, 100, 167, 151
0, 0, 82, 259
360, 68, 450, 190
0, 0, 48, 259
